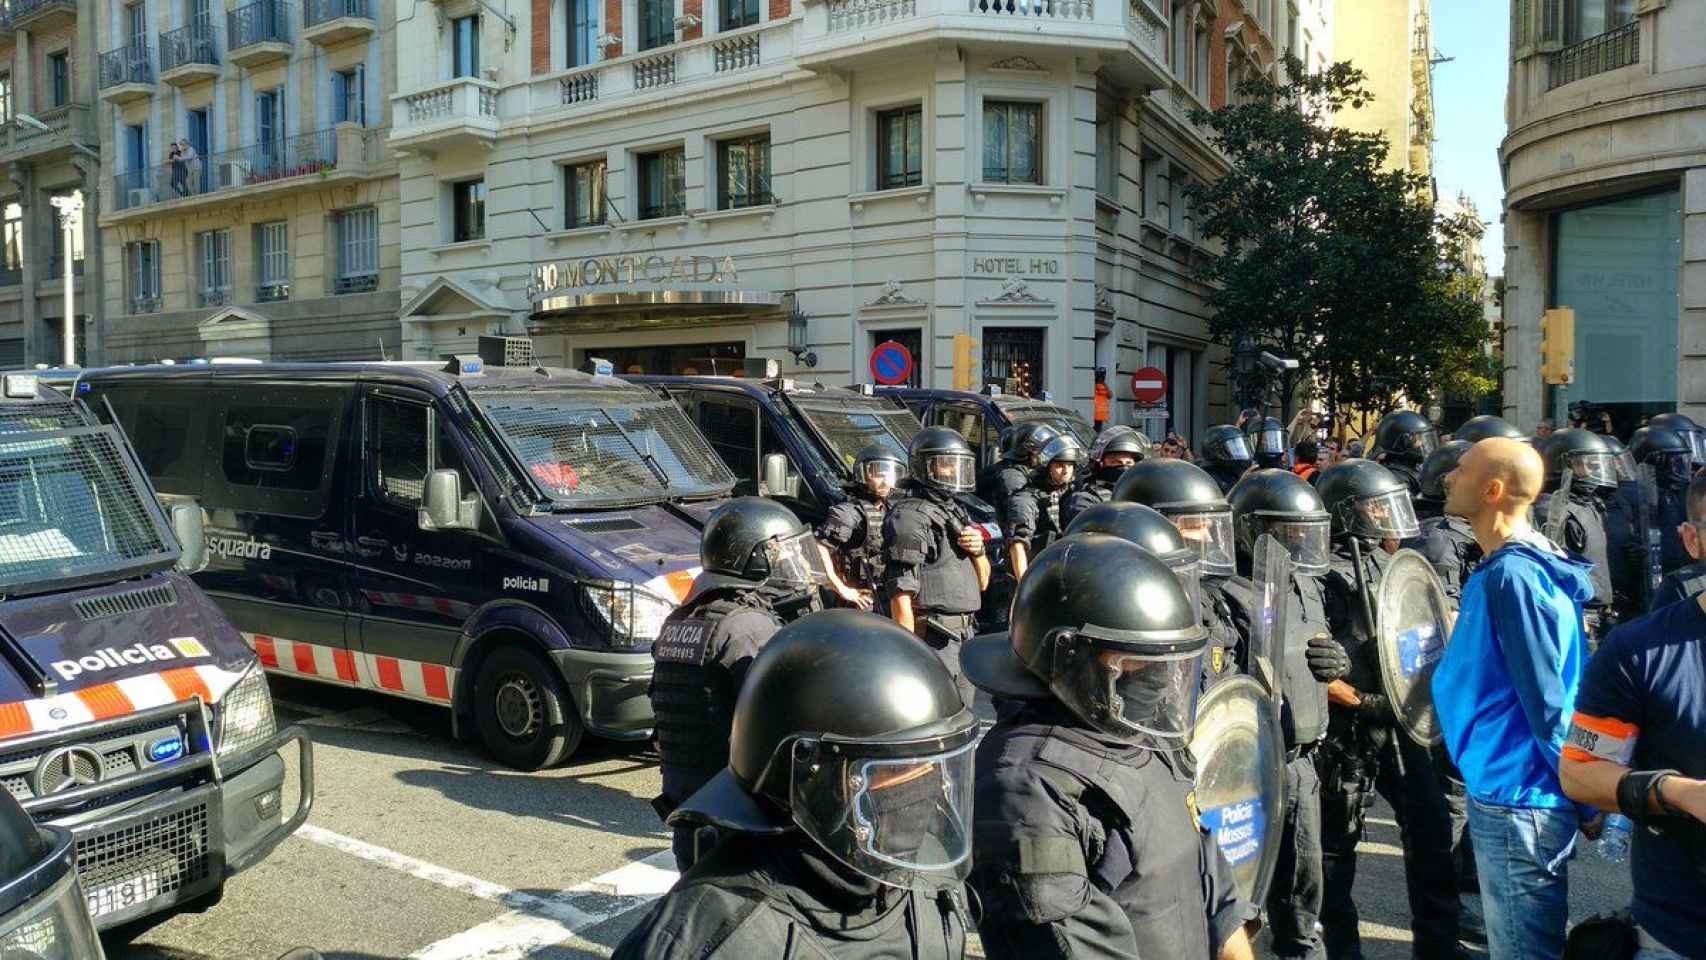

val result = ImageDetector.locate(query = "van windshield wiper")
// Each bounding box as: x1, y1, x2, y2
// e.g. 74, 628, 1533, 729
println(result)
598, 410, 670, 489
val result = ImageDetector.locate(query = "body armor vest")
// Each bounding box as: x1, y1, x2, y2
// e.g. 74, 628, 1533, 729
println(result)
1323, 543, 1391, 697
851, 495, 887, 587
894, 493, 983, 615
1563, 495, 1613, 607
1211, 575, 1328, 748
651, 592, 767, 788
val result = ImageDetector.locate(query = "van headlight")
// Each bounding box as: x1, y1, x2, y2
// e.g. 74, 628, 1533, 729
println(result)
582, 583, 675, 647
215, 664, 277, 764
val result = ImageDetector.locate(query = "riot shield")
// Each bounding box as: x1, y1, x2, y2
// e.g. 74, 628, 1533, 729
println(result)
1544, 468, 1573, 547
1246, 534, 1291, 706
1374, 548, 1454, 747
1190, 675, 1286, 908
1637, 465, 1664, 607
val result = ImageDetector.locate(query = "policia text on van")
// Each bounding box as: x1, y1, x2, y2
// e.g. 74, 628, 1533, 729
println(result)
82, 359, 738, 769
0, 374, 311, 930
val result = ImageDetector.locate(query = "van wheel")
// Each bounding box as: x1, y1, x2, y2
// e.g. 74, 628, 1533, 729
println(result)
473, 646, 582, 770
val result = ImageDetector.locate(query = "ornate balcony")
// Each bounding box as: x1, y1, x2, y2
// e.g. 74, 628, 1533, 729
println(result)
390, 77, 499, 155
227, 0, 292, 68
97, 46, 156, 104
303, 0, 374, 46
1547, 21, 1640, 91
0, 104, 97, 166
106, 125, 385, 221
160, 21, 220, 86
519, 21, 789, 120
10, 0, 75, 33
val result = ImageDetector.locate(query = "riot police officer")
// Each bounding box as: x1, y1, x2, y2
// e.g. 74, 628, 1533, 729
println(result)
1537, 427, 1619, 635
981, 421, 1060, 531
1006, 432, 1086, 579
650, 498, 826, 870
1630, 424, 1694, 574
1245, 416, 1291, 469
963, 534, 1256, 960
1649, 411, 1706, 470
1063, 424, 1149, 526
816, 445, 904, 611
1227, 469, 1348, 960
1599, 432, 1647, 619
1451, 414, 1525, 445
1413, 441, 1479, 602
1314, 459, 1463, 960
616, 610, 977, 960
1200, 424, 1254, 494
886, 426, 991, 704
1368, 409, 1441, 496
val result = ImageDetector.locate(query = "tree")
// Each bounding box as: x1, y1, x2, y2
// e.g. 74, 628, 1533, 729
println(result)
1183, 57, 1492, 422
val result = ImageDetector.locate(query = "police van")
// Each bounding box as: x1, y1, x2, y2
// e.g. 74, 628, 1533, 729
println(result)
0, 373, 310, 931
878, 386, 1096, 470
80, 352, 736, 770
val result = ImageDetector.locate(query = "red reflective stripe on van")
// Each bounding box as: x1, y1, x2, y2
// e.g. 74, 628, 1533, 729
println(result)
161, 667, 213, 704
292, 643, 316, 676
375, 657, 404, 692
421, 664, 450, 701
0, 702, 29, 737
331, 649, 358, 683
253, 636, 279, 669
78, 682, 136, 720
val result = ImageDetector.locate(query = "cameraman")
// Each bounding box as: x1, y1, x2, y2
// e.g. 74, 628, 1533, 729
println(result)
1560, 590, 1706, 960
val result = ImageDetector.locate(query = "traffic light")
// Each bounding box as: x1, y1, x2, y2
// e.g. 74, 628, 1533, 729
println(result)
1540, 307, 1575, 385
952, 333, 977, 390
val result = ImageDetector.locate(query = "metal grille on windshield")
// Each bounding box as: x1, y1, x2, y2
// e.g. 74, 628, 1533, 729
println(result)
794, 402, 921, 473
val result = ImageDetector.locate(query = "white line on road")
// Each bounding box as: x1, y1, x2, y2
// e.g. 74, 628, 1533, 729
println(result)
294, 824, 678, 960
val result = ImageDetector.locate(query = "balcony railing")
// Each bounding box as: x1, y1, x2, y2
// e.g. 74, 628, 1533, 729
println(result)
0, 103, 94, 160
10, 0, 73, 25
111, 126, 380, 212
304, 0, 368, 26
48, 255, 84, 279
228, 0, 291, 49
97, 46, 154, 89
160, 21, 219, 72
1548, 21, 1639, 90
391, 77, 500, 150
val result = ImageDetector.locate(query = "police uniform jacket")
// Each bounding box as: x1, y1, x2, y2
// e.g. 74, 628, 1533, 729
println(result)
883, 488, 982, 616
816, 492, 890, 589
970, 699, 1253, 960
980, 462, 1030, 530
1321, 541, 1396, 748
1207, 572, 1331, 750
1006, 482, 1071, 554
1417, 515, 1481, 604
1535, 491, 1613, 609
1062, 475, 1117, 529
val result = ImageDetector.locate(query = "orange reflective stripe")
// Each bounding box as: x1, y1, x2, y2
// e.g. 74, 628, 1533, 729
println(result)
77, 682, 136, 720
1564, 711, 1640, 764
0, 702, 29, 738
161, 667, 213, 704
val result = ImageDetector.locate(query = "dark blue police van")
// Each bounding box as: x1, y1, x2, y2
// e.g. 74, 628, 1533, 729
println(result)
81, 353, 737, 770
878, 386, 1095, 471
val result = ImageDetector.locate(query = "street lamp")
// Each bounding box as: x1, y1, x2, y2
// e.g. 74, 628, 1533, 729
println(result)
786, 307, 817, 368
47, 193, 81, 367
13, 114, 100, 161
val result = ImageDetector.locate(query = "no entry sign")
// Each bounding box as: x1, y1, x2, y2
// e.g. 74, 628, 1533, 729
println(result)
869, 340, 915, 386
1130, 366, 1168, 404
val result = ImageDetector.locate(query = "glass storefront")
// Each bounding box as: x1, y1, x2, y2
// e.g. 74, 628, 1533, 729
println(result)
1550, 189, 1682, 437
582, 342, 745, 376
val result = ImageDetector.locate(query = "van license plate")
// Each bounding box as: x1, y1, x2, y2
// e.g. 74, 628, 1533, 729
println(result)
86, 865, 168, 920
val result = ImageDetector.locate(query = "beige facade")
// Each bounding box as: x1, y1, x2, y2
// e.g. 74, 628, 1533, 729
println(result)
1500, 0, 1704, 433
93, 0, 400, 362
1333, 0, 1432, 179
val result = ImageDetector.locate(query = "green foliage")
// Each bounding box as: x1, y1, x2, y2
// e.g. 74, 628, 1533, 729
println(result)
1183, 57, 1494, 417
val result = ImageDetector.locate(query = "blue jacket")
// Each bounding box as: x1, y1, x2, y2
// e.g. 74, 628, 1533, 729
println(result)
1433, 531, 1594, 814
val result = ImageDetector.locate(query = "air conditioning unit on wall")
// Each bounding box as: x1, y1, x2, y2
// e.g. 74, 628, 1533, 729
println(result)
127, 188, 154, 208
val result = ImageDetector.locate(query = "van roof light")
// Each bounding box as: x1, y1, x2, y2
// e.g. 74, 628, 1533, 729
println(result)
3, 374, 37, 399
445, 355, 485, 376
580, 357, 615, 376
980, 383, 1002, 397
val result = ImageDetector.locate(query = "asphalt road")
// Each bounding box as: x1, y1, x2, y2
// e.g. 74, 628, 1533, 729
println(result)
103, 675, 1635, 960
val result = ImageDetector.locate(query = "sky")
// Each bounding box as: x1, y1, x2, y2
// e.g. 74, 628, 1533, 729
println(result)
1428, 1, 1511, 276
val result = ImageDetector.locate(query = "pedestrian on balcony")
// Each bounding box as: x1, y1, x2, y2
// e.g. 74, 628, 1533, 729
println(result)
169, 142, 189, 197
180, 140, 200, 195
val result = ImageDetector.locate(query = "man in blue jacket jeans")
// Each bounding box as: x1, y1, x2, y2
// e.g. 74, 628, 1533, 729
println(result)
1433, 437, 1598, 960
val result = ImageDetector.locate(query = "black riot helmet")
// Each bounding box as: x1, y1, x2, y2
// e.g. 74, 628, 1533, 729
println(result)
1111, 458, 1236, 576
1316, 459, 1421, 541
1542, 428, 1619, 495
1065, 501, 1202, 612
1227, 468, 1331, 575
1087, 425, 1151, 481
1601, 433, 1637, 483
1631, 425, 1693, 489
1454, 415, 1525, 445
1199, 424, 1253, 472
671, 609, 979, 890
1244, 417, 1290, 469
0, 790, 102, 958
1418, 439, 1472, 504
908, 426, 977, 494
1033, 433, 1087, 485
998, 421, 1052, 464
963, 535, 1207, 746
701, 498, 825, 590
1010, 421, 1064, 469
1649, 412, 1706, 466
1370, 410, 1441, 465
852, 444, 906, 496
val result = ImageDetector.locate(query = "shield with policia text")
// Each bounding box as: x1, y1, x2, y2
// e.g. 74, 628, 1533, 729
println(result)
1190, 535, 1287, 906
1374, 548, 1453, 747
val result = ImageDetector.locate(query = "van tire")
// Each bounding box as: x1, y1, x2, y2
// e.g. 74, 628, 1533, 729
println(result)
472, 646, 582, 770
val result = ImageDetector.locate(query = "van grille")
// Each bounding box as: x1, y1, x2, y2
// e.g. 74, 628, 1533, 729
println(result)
0, 720, 180, 803
76, 801, 212, 899
564, 516, 646, 534
74, 582, 178, 621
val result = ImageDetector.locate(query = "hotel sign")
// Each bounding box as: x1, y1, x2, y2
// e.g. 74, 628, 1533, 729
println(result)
528, 254, 742, 299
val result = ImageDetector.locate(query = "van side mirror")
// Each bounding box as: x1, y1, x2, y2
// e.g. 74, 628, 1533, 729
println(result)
761, 453, 797, 499
420, 469, 481, 532
170, 501, 208, 574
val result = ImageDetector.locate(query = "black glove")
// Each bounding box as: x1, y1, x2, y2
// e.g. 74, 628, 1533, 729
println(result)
1305, 633, 1351, 682
1354, 691, 1390, 719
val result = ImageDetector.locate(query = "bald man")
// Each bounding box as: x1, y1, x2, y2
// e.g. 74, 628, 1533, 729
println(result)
1431, 438, 1598, 960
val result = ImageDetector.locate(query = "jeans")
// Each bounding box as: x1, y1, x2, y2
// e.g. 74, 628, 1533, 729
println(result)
1465, 797, 1575, 960
1267, 754, 1326, 960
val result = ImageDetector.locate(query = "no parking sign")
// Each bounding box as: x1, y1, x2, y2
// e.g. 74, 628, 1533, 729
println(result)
869, 340, 915, 386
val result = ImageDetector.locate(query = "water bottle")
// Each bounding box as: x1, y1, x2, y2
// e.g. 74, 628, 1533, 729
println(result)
1598, 813, 1633, 864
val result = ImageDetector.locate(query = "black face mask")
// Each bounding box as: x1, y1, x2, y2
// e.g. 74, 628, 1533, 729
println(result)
864, 770, 945, 865
1653, 453, 1692, 489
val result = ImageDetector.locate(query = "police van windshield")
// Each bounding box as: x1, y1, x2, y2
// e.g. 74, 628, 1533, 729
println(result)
1005, 404, 1094, 446
792, 398, 922, 475
473, 388, 736, 506
0, 401, 176, 596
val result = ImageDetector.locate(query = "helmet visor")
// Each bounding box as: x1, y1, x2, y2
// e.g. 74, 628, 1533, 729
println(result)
764, 530, 828, 589
1039, 435, 1087, 466
1568, 452, 1619, 488
1170, 509, 1236, 576
922, 452, 977, 492
1054, 636, 1203, 744
1613, 450, 1637, 483
1250, 514, 1331, 575
791, 737, 976, 889
1688, 431, 1706, 464
1217, 435, 1252, 461
861, 459, 907, 489
1411, 429, 1441, 458
1350, 491, 1421, 539
1251, 428, 1287, 456
1168, 556, 1203, 616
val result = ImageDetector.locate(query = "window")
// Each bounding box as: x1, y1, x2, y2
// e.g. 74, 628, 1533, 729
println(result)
47, 52, 68, 108
717, 135, 770, 210
368, 396, 473, 510
126, 241, 162, 314
567, 0, 597, 68
452, 179, 486, 242
333, 65, 366, 126
685, 396, 760, 494
187, 108, 211, 156
982, 327, 1045, 398
255, 89, 283, 171
197, 229, 232, 306
127, 2, 147, 52
876, 106, 922, 189
1170, 4, 1188, 77
95, 386, 209, 497
564, 159, 606, 228
0, 73, 11, 121
640, 0, 672, 50
722, 0, 759, 30
452, 16, 480, 78
214, 388, 349, 517
335, 207, 379, 293
1565, 0, 1636, 43
982, 100, 1041, 185
256, 221, 289, 300
637, 147, 685, 219
1194, 16, 1211, 100
1095, 100, 1118, 198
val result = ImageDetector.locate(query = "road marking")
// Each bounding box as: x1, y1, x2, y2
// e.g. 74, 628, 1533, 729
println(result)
294, 824, 678, 960
1356, 840, 1405, 857
1366, 816, 1399, 828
